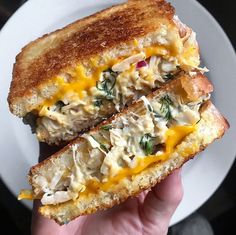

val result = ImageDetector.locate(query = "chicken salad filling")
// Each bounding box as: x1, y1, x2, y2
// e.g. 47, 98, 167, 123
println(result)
30, 54, 183, 144
27, 92, 209, 205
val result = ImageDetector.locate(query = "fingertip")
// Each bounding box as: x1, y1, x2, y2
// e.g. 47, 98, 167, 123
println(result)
140, 168, 184, 230
167, 168, 182, 181
174, 168, 182, 177
153, 168, 183, 204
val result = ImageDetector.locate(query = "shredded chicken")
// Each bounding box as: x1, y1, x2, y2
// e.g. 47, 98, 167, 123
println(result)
112, 52, 146, 72
36, 55, 179, 144
37, 92, 209, 205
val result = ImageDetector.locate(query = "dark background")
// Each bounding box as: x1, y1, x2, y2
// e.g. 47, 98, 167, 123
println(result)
0, 0, 235, 234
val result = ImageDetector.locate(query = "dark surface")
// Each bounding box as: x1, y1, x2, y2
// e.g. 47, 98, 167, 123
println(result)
0, 0, 235, 234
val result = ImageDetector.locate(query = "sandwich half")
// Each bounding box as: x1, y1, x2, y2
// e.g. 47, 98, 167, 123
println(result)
19, 72, 229, 224
8, 0, 202, 145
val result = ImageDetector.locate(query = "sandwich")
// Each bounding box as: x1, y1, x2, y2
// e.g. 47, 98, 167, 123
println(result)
18, 73, 229, 224
8, 0, 203, 145
10, 0, 228, 225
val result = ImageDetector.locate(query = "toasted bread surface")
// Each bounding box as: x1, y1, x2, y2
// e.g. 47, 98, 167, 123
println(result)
8, 0, 177, 116
38, 101, 228, 224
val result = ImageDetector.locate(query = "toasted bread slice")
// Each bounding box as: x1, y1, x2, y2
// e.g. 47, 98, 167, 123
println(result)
8, 0, 200, 144
39, 101, 228, 225
21, 73, 228, 224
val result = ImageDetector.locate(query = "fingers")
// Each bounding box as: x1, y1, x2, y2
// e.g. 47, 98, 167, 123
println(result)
31, 200, 62, 235
31, 200, 82, 235
139, 169, 183, 234
152, 169, 183, 209
138, 189, 150, 204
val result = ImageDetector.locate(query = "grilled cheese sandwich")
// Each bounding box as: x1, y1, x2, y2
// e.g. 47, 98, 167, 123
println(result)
17, 73, 228, 224
8, 0, 201, 145
9, 0, 228, 225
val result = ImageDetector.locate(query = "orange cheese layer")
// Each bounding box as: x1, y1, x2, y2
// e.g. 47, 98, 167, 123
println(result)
18, 190, 34, 201
18, 125, 196, 201
82, 125, 196, 195
38, 45, 171, 116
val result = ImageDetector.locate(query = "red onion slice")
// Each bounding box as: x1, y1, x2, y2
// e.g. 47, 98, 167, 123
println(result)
136, 60, 148, 69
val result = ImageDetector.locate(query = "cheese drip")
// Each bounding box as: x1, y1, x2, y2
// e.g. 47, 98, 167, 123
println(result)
38, 45, 171, 115
82, 125, 195, 194
18, 125, 195, 201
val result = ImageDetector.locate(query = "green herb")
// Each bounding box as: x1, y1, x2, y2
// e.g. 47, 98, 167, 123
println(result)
96, 71, 117, 99
93, 98, 103, 107
147, 104, 153, 112
196, 118, 201, 124
153, 111, 162, 119
160, 95, 173, 120
119, 93, 124, 107
55, 100, 66, 110
101, 125, 112, 131
100, 143, 109, 153
161, 95, 173, 106
164, 73, 174, 80
91, 135, 109, 153
140, 133, 155, 155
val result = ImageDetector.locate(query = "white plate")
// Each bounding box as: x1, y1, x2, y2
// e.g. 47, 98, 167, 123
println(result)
0, 0, 235, 226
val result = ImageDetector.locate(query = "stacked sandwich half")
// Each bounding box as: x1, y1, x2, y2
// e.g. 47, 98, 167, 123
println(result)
8, 0, 228, 225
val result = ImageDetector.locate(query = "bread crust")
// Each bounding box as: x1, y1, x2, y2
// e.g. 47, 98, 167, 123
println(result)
8, 0, 176, 116
26, 72, 229, 224
38, 101, 228, 224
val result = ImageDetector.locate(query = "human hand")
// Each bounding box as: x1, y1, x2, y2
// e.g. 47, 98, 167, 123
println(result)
32, 144, 183, 235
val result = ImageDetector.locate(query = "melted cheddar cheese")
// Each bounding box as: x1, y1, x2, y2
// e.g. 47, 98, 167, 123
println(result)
82, 125, 195, 195
39, 61, 116, 116
19, 125, 196, 201
18, 190, 34, 200
38, 45, 176, 116
37, 41, 198, 119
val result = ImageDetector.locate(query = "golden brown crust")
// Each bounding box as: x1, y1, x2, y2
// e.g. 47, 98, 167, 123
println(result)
38, 101, 228, 224
8, 0, 175, 112
54, 153, 194, 224
200, 100, 230, 132
181, 72, 213, 100
42, 152, 199, 225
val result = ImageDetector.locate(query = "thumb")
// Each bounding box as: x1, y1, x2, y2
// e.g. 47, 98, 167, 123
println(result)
139, 169, 183, 234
